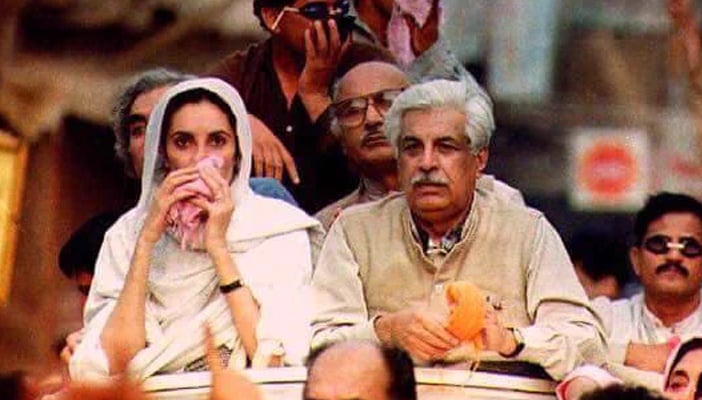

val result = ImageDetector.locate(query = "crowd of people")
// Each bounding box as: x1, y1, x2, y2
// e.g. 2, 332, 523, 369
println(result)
4, 0, 702, 399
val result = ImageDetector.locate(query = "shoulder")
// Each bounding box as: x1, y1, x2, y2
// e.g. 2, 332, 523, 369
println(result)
102, 207, 142, 243
315, 188, 361, 231
335, 192, 406, 228
476, 190, 544, 226
230, 193, 319, 242
206, 41, 269, 84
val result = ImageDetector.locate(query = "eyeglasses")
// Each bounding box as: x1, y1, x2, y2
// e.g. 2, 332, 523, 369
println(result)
642, 234, 702, 258
332, 88, 404, 128
271, 0, 350, 30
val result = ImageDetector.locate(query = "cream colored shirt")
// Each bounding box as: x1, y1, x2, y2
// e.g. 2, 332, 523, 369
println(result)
593, 292, 702, 364
311, 192, 606, 380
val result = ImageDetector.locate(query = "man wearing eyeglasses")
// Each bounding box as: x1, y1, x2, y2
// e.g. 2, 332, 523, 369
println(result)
315, 61, 523, 231
593, 192, 702, 374
207, 0, 386, 213
207, 0, 469, 214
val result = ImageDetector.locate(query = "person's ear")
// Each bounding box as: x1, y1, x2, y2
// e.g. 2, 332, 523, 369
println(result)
261, 7, 283, 32
475, 148, 489, 173
629, 246, 642, 278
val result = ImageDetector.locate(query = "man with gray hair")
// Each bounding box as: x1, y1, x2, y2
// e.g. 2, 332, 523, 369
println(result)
315, 61, 522, 231
311, 79, 606, 379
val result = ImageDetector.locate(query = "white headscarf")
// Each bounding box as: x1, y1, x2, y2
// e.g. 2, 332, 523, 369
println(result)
663, 335, 702, 394
71, 78, 320, 381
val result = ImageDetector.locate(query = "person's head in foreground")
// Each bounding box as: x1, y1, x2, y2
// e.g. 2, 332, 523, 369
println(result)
580, 384, 666, 400
630, 193, 702, 313
664, 337, 702, 400
384, 78, 493, 233
303, 340, 417, 400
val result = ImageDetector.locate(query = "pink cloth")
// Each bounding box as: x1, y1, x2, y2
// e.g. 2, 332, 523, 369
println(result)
167, 156, 224, 250
387, 0, 437, 67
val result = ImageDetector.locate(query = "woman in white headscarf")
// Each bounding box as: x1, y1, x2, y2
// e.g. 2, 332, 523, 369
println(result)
70, 78, 321, 381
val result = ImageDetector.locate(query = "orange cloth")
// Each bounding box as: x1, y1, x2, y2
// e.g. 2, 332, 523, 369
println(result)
445, 281, 486, 350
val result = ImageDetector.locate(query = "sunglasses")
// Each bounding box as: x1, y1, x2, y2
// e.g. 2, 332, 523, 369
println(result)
332, 88, 405, 128
642, 234, 702, 258
271, 0, 350, 30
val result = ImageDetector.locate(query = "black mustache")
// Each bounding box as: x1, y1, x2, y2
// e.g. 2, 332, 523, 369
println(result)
655, 262, 689, 276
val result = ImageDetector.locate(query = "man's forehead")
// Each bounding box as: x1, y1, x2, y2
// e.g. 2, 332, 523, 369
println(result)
336, 63, 409, 102
646, 212, 702, 236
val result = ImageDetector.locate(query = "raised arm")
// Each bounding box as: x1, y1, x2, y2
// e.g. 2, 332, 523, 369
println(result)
100, 166, 200, 374
192, 164, 261, 361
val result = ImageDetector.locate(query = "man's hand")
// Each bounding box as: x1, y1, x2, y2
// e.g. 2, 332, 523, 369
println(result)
624, 342, 673, 373
248, 115, 299, 183
375, 307, 459, 362
299, 19, 349, 121
205, 325, 262, 400
482, 305, 518, 356
60, 329, 85, 364
404, 0, 440, 56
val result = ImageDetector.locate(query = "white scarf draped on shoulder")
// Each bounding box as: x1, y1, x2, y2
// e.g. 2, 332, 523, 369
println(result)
70, 78, 321, 381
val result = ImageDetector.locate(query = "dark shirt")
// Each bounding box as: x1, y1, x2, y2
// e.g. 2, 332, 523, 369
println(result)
207, 39, 357, 213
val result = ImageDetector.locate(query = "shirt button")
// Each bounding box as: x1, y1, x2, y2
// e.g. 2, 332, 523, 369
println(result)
433, 283, 444, 293
285, 125, 293, 133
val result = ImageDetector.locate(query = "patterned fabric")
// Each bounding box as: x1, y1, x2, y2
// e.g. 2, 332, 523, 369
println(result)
183, 345, 234, 372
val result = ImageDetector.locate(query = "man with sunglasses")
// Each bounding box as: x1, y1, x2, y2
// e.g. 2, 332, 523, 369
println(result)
315, 61, 523, 231
593, 192, 702, 374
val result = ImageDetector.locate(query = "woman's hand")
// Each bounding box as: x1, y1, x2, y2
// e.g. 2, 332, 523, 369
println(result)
188, 164, 235, 254
140, 166, 199, 245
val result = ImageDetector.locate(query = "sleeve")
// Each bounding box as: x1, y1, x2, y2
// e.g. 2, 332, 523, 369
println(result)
310, 219, 379, 349
246, 230, 314, 366
590, 296, 629, 364
516, 216, 608, 380
406, 38, 470, 82
69, 220, 134, 380
205, 51, 246, 92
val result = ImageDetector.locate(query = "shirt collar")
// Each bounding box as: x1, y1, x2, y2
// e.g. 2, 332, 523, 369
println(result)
409, 194, 481, 256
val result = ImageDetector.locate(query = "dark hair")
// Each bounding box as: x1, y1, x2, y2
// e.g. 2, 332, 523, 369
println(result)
567, 228, 630, 287
0, 371, 26, 400
253, 0, 295, 27
666, 338, 702, 388
633, 192, 702, 246
160, 88, 240, 175
113, 68, 195, 178
581, 384, 665, 400
305, 342, 417, 400
59, 212, 120, 278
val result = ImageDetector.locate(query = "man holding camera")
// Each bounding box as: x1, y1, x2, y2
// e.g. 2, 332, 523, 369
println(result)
208, 0, 380, 212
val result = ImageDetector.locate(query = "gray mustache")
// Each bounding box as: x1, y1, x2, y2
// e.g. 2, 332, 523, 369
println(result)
410, 173, 449, 185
